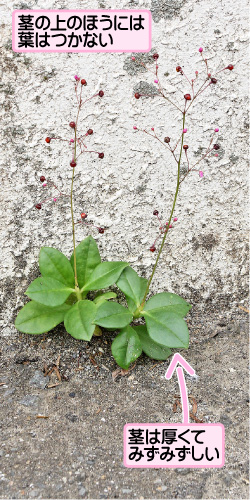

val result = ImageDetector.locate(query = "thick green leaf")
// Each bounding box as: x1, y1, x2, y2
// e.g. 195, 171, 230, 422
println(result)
39, 247, 75, 286
133, 325, 172, 360
15, 301, 70, 334
116, 267, 148, 311
94, 302, 132, 329
70, 236, 101, 289
26, 277, 74, 307
93, 292, 117, 305
143, 308, 189, 348
82, 261, 129, 292
111, 326, 142, 369
64, 300, 97, 340
144, 292, 191, 317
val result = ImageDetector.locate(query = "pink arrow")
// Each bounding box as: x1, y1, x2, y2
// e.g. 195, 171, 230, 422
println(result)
165, 353, 196, 424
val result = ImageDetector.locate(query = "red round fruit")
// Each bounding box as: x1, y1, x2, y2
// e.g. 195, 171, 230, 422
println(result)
40, 176, 46, 182
98, 227, 105, 234
176, 66, 182, 72
153, 53, 159, 60
164, 137, 170, 143
134, 93, 140, 99
184, 94, 191, 101
99, 153, 104, 159
153, 210, 159, 216
81, 79, 87, 85
69, 122, 76, 129
81, 213, 87, 219
99, 90, 104, 97
213, 144, 220, 150
183, 145, 189, 150
210, 77, 217, 84
70, 160, 77, 168
35, 203, 42, 210
227, 64, 234, 70
45, 137, 51, 143
150, 246, 156, 252
87, 129, 93, 135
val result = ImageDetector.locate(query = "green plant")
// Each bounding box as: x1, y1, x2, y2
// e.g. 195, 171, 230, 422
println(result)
107, 48, 233, 369
15, 52, 234, 369
15, 77, 129, 343
15, 236, 128, 340
109, 266, 191, 369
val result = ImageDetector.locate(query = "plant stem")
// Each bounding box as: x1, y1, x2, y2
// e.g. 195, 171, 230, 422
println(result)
71, 94, 82, 300
140, 112, 186, 308
70, 166, 78, 288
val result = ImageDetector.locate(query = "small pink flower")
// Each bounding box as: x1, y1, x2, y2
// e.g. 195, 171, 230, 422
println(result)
199, 47, 203, 53
151, 127, 154, 131
215, 153, 218, 157
74, 75, 80, 81
53, 198, 57, 202
133, 126, 137, 130
183, 128, 187, 134
199, 171, 204, 178
156, 65, 159, 69
154, 79, 158, 83
214, 127, 219, 132
70, 139, 74, 143
42, 182, 47, 187
174, 217, 178, 222
195, 71, 198, 75
131, 57, 135, 61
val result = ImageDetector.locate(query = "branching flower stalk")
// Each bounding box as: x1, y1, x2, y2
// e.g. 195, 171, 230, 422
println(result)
68, 79, 105, 300
140, 112, 186, 310
132, 50, 234, 312
38, 76, 105, 302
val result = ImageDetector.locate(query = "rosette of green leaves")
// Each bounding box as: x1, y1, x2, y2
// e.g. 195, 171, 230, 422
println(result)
15, 236, 128, 340
93, 266, 192, 369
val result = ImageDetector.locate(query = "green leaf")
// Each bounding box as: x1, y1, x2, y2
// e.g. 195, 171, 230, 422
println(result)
25, 277, 74, 307
64, 300, 97, 340
144, 292, 191, 317
116, 267, 147, 311
143, 308, 189, 348
132, 325, 172, 360
70, 236, 101, 289
111, 326, 142, 369
94, 302, 133, 329
93, 292, 117, 305
39, 247, 75, 286
82, 261, 129, 292
15, 301, 70, 334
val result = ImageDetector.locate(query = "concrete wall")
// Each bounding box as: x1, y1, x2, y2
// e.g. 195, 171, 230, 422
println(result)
1, 0, 249, 336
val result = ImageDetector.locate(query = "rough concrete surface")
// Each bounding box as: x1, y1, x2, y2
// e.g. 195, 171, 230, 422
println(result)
0, 0, 249, 498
